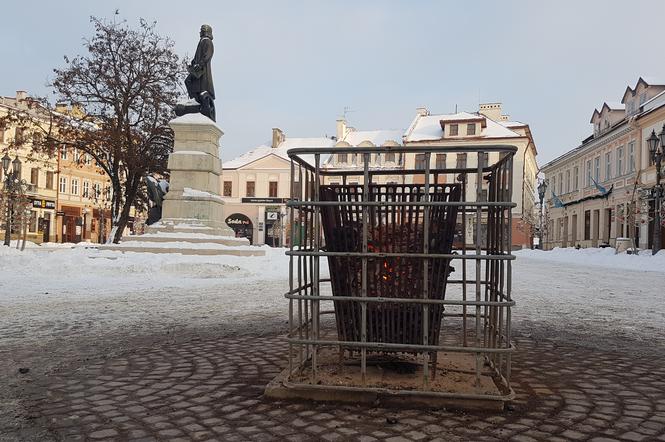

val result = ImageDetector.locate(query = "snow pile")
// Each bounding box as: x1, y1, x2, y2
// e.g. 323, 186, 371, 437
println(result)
182, 187, 224, 201
515, 247, 665, 273
0, 244, 290, 302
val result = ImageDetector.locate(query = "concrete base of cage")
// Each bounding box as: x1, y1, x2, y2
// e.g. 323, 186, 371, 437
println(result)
265, 349, 513, 411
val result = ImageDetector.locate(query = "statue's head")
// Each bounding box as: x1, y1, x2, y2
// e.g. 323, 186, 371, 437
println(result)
200, 24, 213, 40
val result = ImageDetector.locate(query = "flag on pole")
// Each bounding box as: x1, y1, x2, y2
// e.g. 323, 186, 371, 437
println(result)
590, 176, 607, 195
551, 191, 564, 208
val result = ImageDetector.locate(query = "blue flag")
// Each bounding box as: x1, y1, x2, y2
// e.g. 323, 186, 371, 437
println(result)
590, 176, 607, 195
551, 190, 564, 208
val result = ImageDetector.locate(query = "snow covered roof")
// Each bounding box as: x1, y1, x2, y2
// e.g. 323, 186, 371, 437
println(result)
499, 120, 527, 128
638, 89, 665, 117
341, 129, 404, 146
223, 137, 335, 169
404, 111, 521, 142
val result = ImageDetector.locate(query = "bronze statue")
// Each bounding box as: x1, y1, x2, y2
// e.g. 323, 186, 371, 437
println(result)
176, 24, 216, 121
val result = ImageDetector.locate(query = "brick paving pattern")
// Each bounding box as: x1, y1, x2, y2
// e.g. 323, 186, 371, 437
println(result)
18, 334, 665, 441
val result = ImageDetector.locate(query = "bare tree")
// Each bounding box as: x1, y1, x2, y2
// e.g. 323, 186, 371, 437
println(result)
0, 17, 182, 243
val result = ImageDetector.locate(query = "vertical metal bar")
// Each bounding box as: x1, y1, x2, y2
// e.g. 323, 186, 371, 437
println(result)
361, 152, 369, 386
311, 154, 321, 384
505, 154, 514, 386
422, 152, 431, 387
288, 159, 295, 375
475, 151, 483, 387
461, 174, 468, 347
297, 165, 304, 367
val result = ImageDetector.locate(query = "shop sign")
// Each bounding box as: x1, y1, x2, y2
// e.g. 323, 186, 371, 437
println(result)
31, 198, 56, 209
56, 211, 65, 216
225, 213, 252, 226
241, 197, 287, 204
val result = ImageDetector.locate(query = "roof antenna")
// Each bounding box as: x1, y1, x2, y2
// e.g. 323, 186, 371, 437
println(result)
455, 104, 458, 113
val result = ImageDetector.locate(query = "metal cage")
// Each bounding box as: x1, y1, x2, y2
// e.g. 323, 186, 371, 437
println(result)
283, 144, 516, 407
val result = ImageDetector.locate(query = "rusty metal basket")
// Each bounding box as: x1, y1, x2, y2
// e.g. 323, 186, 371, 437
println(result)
320, 183, 461, 354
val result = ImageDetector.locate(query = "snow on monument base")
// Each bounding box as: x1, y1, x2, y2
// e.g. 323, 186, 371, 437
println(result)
105, 113, 264, 256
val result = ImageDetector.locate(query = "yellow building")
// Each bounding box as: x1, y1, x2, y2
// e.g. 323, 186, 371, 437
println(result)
0, 91, 113, 244
1, 91, 59, 243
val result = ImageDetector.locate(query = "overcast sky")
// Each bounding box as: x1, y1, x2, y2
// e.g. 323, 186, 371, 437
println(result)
2, 0, 664, 163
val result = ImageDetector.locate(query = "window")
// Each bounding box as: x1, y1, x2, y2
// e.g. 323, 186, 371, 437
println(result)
269, 181, 278, 198
573, 166, 579, 191
73, 148, 80, 163
552, 176, 556, 196
605, 152, 612, 181
93, 182, 101, 198
586, 160, 592, 187
479, 152, 489, 169
594, 157, 600, 183
246, 181, 255, 197
60, 145, 67, 160
558, 173, 563, 195
456, 153, 467, 169
616, 147, 624, 176
466, 123, 476, 136
71, 178, 79, 195
14, 127, 25, 144
59, 176, 67, 193
385, 152, 395, 163
565, 170, 571, 193
28, 211, 37, 233
0, 127, 5, 142
337, 153, 347, 163
30, 168, 39, 186
223, 181, 232, 197
628, 142, 635, 172
449, 124, 459, 136
584, 210, 591, 240
414, 154, 427, 170
435, 154, 446, 169
83, 181, 90, 198
46, 171, 54, 190
85, 154, 92, 165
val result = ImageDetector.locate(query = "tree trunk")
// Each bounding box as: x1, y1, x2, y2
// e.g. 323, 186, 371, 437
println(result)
111, 175, 141, 244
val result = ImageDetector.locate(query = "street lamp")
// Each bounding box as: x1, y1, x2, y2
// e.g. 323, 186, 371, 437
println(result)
647, 125, 665, 255
537, 178, 548, 250
2, 154, 26, 246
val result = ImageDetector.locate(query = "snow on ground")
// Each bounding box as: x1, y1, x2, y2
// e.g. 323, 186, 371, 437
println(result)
0, 243, 663, 355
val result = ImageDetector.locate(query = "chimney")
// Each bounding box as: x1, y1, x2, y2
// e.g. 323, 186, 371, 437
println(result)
271, 128, 285, 148
336, 118, 347, 141
416, 107, 429, 117
479, 103, 503, 121
15, 90, 28, 102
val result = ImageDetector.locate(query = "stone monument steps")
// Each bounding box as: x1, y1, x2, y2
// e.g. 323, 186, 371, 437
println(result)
121, 233, 248, 246
101, 241, 265, 256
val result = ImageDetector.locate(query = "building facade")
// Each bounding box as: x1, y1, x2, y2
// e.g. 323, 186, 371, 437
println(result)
1, 91, 113, 244
541, 77, 665, 250
221, 128, 334, 246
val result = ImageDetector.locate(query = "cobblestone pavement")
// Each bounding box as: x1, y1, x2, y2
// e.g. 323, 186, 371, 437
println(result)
10, 331, 665, 442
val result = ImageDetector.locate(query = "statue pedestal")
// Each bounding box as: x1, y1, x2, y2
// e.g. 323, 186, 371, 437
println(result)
160, 113, 234, 237
103, 113, 264, 256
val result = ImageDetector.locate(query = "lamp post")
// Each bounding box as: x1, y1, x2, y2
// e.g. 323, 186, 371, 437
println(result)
647, 125, 665, 255
537, 178, 548, 250
82, 207, 89, 243
2, 153, 26, 246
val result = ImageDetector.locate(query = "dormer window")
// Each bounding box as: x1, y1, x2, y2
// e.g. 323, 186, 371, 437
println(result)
466, 123, 476, 136
449, 124, 459, 136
